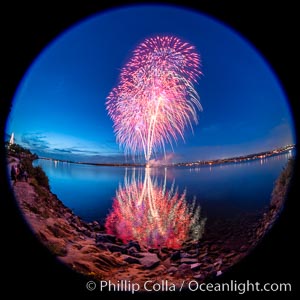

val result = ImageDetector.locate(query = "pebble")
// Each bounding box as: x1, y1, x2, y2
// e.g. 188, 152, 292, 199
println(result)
190, 263, 202, 271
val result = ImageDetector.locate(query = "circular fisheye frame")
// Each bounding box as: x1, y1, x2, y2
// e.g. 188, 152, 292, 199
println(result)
5, 4, 296, 292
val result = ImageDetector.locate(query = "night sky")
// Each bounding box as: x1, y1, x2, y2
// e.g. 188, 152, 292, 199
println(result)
5, 4, 295, 163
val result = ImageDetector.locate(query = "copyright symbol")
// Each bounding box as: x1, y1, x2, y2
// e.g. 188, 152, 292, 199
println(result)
86, 281, 97, 291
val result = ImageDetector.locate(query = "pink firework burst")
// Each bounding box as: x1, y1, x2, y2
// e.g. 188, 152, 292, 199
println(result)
105, 168, 205, 249
106, 36, 202, 162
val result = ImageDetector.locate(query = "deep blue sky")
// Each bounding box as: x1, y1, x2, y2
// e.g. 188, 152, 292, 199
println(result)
6, 4, 295, 163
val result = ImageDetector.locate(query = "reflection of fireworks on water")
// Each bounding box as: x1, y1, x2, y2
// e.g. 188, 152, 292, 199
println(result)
106, 36, 202, 162
105, 168, 206, 249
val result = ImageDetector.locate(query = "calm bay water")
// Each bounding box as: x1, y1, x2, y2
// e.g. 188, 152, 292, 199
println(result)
33, 152, 293, 224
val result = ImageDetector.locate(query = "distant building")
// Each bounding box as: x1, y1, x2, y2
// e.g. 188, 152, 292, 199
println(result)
9, 133, 14, 145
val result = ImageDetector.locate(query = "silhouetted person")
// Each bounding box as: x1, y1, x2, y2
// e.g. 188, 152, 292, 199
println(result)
11, 165, 17, 185
23, 170, 28, 182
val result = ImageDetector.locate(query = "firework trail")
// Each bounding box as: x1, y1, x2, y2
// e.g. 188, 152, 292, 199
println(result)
105, 168, 206, 249
106, 36, 202, 162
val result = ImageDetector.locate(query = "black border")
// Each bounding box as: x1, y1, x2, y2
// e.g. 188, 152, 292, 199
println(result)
1, 1, 298, 298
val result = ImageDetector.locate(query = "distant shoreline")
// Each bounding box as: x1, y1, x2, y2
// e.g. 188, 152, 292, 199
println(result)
36, 144, 295, 168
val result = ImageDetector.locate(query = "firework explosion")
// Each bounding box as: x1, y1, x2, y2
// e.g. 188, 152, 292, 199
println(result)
105, 168, 206, 249
106, 36, 202, 162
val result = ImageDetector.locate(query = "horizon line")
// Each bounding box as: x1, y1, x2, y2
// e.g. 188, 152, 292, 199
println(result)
36, 144, 296, 167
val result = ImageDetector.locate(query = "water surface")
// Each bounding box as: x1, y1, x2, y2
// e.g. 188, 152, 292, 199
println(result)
33, 152, 293, 224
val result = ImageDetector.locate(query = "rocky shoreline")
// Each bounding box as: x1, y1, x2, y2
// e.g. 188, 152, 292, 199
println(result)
9, 155, 293, 290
